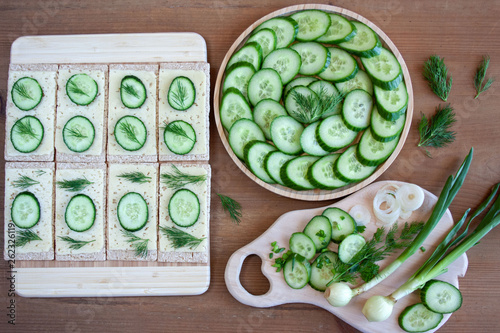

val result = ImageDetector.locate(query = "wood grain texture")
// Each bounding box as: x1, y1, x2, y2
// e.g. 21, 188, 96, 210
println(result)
213, 4, 414, 201
1, 0, 500, 332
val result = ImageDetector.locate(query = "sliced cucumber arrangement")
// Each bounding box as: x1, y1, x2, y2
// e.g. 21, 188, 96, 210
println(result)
398, 303, 443, 333
289, 232, 316, 261
164, 120, 197, 155
114, 115, 147, 151
221, 8, 409, 193
168, 189, 200, 227
168, 76, 196, 111
117, 192, 149, 232
283, 256, 310, 289
65, 194, 96, 232
323, 207, 356, 243
11, 77, 43, 111
243, 140, 277, 184
10, 115, 44, 153
63, 115, 95, 153
420, 280, 462, 314
120, 75, 147, 109
303, 215, 332, 251
11, 191, 40, 229
310, 251, 339, 291
338, 234, 366, 263
66, 73, 98, 106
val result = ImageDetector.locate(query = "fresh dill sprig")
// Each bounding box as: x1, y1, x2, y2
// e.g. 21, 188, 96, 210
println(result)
64, 125, 88, 139
164, 122, 195, 142
56, 177, 93, 192
423, 55, 453, 101
122, 83, 140, 98
12, 175, 40, 189
474, 55, 495, 99
119, 120, 141, 145
289, 86, 343, 123
14, 118, 38, 139
160, 226, 205, 249
217, 193, 242, 224
121, 230, 149, 258
16, 229, 42, 247
58, 236, 95, 250
160, 165, 206, 190
68, 80, 89, 97
171, 80, 188, 109
118, 171, 152, 184
418, 104, 456, 158
34, 170, 46, 176
13, 81, 34, 100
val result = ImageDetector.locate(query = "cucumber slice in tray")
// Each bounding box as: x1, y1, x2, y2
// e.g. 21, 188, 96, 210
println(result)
221, 9, 408, 192
11, 77, 43, 111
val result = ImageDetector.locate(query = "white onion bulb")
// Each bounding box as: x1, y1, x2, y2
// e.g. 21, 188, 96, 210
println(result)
324, 282, 353, 307
349, 205, 371, 226
362, 295, 395, 322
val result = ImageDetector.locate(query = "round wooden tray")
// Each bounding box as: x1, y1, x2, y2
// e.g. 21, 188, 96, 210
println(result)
214, 4, 414, 201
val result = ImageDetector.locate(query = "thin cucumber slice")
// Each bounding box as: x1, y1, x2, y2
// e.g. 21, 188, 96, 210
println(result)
374, 81, 408, 121
63, 115, 95, 153
322, 207, 356, 243
117, 192, 149, 232
10, 115, 44, 153
289, 232, 316, 260
228, 118, 265, 160
246, 28, 277, 58
290, 42, 331, 75
254, 17, 298, 48
11, 191, 40, 229
308, 80, 342, 118
285, 86, 320, 124
66, 73, 98, 106
300, 121, 329, 156
361, 48, 403, 90
262, 48, 302, 85
284, 76, 318, 96
303, 215, 332, 251
168, 189, 200, 227
253, 99, 287, 140
399, 303, 443, 333
338, 21, 382, 58
334, 144, 377, 182
310, 251, 339, 291
223, 62, 256, 101
421, 280, 462, 314
357, 128, 400, 166
342, 89, 373, 131
164, 120, 197, 155
315, 114, 358, 152
318, 47, 359, 83
219, 87, 253, 132
290, 10, 331, 41
168, 76, 196, 111
316, 14, 357, 44
243, 140, 277, 184
11, 77, 43, 111
280, 155, 319, 190
307, 154, 350, 190
227, 42, 263, 72
247, 68, 283, 106
283, 257, 309, 289
371, 105, 406, 142
335, 70, 374, 95
338, 234, 366, 264
270, 115, 304, 155
120, 75, 147, 109
65, 194, 96, 232
263, 151, 296, 186
114, 115, 147, 151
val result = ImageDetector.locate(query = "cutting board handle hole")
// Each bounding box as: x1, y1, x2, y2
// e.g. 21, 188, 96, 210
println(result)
239, 254, 270, 296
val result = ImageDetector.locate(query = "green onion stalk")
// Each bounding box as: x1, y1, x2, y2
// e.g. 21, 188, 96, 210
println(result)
325, 149, 473, 308
362, 182, 500, 322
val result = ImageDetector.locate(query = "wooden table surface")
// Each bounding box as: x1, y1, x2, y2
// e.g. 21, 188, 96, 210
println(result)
1, 0, 499, 332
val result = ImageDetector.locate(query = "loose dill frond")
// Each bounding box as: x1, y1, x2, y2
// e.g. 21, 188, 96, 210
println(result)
164, 122, 195, 142
160, 165, 206, 190
67, 80, 89, 96
171, 80, 188, 109
12, 175, 40, 189
118, 171, 152, 184
418, 104, 456, 157
122, 83, 140, 98
16, 229, 42, 247
56, 177, 93, 192
58, 236, 95, 250
14, 118, 38, 139
64, 125, 88, 139
160, 226, 205, 249
34, 170, 46, 176
289, 86, 343, 123
121, 230, 149, 258
423, 55, 453, 101
13, 81, 34, 100
217, 193, 242, 224
119, 120, 141, 145
474, 55, 495, 99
